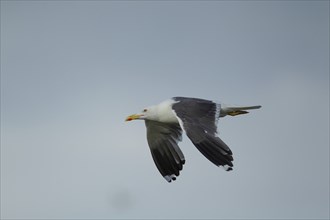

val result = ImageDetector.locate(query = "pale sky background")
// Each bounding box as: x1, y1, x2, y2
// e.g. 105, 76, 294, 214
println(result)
1, 1, 329, 219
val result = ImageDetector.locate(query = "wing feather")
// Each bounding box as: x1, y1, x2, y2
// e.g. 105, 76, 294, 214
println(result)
172, 97, 234, 171
145, 120, 185, 182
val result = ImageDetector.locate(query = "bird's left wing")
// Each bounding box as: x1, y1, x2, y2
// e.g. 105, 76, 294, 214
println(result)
172, 97, 234, 170
145, 120, 185, 182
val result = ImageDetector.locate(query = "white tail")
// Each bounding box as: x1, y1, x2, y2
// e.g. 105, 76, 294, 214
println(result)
220, 105, 261, 117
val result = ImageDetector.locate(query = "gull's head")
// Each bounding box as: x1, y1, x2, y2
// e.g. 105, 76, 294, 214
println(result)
125, 106, 156, 122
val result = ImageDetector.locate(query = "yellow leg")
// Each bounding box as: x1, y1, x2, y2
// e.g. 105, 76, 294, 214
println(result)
228, 110, 249, 116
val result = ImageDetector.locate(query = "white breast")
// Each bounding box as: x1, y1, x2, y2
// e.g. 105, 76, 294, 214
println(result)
155, 99, 179, 123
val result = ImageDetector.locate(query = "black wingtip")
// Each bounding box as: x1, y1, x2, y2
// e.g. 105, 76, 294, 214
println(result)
223, 165, 233, 171
164, 174, 178, 182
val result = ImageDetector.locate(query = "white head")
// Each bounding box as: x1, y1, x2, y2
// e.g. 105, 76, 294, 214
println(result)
125, 105, 158, 121
126, 99, 179, 123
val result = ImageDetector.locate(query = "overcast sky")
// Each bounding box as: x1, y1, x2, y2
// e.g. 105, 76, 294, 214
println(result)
1, 1, 329, 219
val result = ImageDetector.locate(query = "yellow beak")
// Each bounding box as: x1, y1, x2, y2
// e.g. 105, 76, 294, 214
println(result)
125, 114, 142, 122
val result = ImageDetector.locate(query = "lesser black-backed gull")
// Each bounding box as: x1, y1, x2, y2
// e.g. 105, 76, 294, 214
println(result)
125, 97, 261, 182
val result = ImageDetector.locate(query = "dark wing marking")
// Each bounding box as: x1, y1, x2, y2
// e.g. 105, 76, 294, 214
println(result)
172, 97, 233, 170
145, 120, 185, 182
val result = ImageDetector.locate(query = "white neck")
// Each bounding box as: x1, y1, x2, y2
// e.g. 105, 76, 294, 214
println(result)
149, 99, 179, 123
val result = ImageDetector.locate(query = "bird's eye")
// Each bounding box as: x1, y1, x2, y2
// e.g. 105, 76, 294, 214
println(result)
143, 109, 147, 112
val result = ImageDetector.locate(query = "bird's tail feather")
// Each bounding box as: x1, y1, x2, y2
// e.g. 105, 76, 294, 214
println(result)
220, 105, 261, 117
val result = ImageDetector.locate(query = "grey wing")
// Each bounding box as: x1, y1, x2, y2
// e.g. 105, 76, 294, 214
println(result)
145, 120, 185, 182
172, 97, 233, 170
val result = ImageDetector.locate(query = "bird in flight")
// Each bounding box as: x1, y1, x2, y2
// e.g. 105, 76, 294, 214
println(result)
126, 97, 261, 182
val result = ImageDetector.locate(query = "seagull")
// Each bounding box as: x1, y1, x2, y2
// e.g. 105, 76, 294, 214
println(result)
125, 97, 261, 182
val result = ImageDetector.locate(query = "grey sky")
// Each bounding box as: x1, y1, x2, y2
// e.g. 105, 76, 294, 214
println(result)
1, 1, 329, 219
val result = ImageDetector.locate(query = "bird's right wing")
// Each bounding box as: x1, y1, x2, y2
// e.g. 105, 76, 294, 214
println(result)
145, 120, 185, 182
